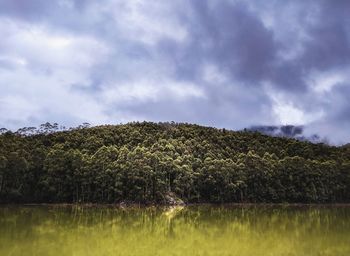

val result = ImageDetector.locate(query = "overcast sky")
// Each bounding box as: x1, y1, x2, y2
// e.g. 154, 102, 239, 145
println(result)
0, 0, 349, 144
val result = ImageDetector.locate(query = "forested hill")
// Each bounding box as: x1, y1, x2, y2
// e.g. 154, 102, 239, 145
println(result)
0, 122, 349, 204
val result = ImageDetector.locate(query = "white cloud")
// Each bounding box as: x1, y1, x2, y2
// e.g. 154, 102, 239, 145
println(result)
0, 18, 112, 128
0, 55, 27, 68
202, 64, 228, 84
106, 0, 188, 45
101, 79, 206, 104
0, 68, 110, 128
58, 0, 74, 9
0, 95, 40, 123
269, 90, 324, 125
308, 69, 349, 93
0, 18, 109, 72
0, 5, 195, 129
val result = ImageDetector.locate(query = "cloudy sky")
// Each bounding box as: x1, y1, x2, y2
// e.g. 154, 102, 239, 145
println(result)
0, 0, 349, 144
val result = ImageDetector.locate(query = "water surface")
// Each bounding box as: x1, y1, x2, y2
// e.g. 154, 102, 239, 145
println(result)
0, 205, 349, 256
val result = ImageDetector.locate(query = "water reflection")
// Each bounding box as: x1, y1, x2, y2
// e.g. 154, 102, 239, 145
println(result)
0, 205, 349, 256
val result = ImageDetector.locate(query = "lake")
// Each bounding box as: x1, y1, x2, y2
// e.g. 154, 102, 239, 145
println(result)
0, 205, 349, 256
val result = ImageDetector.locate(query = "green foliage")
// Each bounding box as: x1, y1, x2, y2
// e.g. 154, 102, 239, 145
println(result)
0, 121, 349, 203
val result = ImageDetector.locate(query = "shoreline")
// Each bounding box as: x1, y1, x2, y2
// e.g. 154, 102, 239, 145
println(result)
2, 202, 350, 208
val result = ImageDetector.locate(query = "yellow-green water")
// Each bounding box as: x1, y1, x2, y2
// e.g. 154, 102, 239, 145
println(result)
0, 205, 349, 256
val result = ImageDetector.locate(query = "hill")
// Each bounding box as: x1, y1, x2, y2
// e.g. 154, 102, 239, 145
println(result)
0, 122, 349, 204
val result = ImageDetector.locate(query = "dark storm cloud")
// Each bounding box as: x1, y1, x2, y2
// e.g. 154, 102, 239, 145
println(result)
160, 0, 278, 85
323, 84, 350, 124
0, 0, 51, 20
299, 1, 350, 70
0, 0, 349, 143
162, 0, 349, 93
0, 0, 88, 20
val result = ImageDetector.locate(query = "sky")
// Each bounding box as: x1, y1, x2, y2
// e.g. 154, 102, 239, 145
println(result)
0, 0, 349, 144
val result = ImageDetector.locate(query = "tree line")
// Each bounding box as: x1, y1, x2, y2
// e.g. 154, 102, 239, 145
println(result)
0, 122, 349, 204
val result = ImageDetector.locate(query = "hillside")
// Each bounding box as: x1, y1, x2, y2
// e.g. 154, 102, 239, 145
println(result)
0, 122, 349, 204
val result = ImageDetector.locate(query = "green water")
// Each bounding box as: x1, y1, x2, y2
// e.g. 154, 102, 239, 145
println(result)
0, 205, 349, 256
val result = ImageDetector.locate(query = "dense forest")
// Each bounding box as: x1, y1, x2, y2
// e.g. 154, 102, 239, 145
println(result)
0, 122, 349, 204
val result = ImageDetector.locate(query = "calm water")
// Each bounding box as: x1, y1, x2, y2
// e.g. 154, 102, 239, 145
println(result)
0, 205, 350, 256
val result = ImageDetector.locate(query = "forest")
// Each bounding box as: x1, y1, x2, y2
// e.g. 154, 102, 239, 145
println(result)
0, 122, 349, 204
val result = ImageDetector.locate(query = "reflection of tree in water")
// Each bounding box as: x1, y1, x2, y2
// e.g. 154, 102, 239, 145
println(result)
163, 206, 184, 238
1, 205, 350, 256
